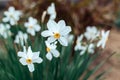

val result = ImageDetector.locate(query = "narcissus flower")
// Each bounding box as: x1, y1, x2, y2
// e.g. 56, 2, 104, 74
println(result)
74, 35, 84, 51
84, 26, 100, 41
74, 35, 87, 55
97, 30, 110, 49
45, 41, 60, 61
14, 31, 28, 46
88, 43, 95, 54
41, 20, 71, 46
18, 46, 43, 72
0, 23, 11, 39
74, 35, 95, 55
24, 17, 41, 36
47, 3, 56, 20
2, 6, 22, 25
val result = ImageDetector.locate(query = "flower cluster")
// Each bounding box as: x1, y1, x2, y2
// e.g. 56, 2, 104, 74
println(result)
2, 6, 22, 25
14, 31, 28, 46
0, 23, 11, 39
74, 26, 110, 55
24, 17, 41, 36
41, 20, 71, 60
0, 3, 110, 73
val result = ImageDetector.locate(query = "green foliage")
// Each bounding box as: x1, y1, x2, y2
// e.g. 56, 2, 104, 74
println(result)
0, 23, 112, 80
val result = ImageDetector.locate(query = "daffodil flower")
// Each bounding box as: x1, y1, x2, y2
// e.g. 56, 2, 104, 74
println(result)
74, 35, 95, 55
74, 35, 84, 51
18, 46, 43, 72
45, 41, 60, 61
88, 43, 95, 54
0, 23, 11, 39
84, 26, 100, 41
24, 17, 41, 36
2, 6, 22, 25
14, 31, 28, 46
47, 3, 56, 20
97, 30, 110, 49
41, 20, 71, 46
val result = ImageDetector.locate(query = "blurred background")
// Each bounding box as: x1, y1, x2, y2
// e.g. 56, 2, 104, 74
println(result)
0, 0, 120, 80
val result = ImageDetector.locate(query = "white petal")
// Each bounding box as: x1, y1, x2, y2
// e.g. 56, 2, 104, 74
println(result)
19, 58, 27, 65
80, 50, 85, 55
51, 49, 60, 58
46, 53, 52, 61
41, 30, 53, 37
58, 20, 65, 27
33, 57, 43, 63
27, 29, 35, 36
28, 64, 35, 72
9, 7, 15, 12
47, 20, 57, 31
101, 42, 106, 49
58, 37, 68, 46
27, 46, 33, 58
97, 40, 102, 48
60, 26, 71, 36
49, 14, 56, 20
2, 17, 9, 22
32, 52, 40, 59
10, 19, 16, 25
18, 52, 27, 58
47, 36, 56, 43
34, 25, 41, 32
47, 3, 55, 14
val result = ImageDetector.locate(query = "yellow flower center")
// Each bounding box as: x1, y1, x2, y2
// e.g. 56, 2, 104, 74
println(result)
26, 58, 32, 64
54, 33, 60, 39
29, 26, 33, 29
10, 14, 13, 18
46, 47, 50, 52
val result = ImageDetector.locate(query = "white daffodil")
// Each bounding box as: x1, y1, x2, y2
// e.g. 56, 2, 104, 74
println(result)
74, 35, 84, 51
74, 35, 87, 55
97, 30, 110, 49
88, 43, 95, 54
41, 20, 71, 46
45, 41, 60, 61
47, 3, 56, 20
24, 17, 41, 36
79, 45, 87, 55
18, 46, 43, 72
2, 6, 22, 25
84, 26, 100, 41
14, 31, 28, 46
0, 23, 11, 39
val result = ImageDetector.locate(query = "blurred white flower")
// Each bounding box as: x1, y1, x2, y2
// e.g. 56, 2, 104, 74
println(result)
18, 46, 43, 72
79, 45, 87, 55
47, 3, 56, 20
74, 35, 83, 51
84, 26, 100, 41
0, 23, 11, 39
24, 17, 41, 36
45, 41, 60, 61
41, 20, 71, 46
74, 34, 95, 55
74, 35, 87, 55
97, 30, 110, 49
2, 6, 22, 25
14, 31, 28, 46
67, 34, 74, 44
88, 43, 95, 54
